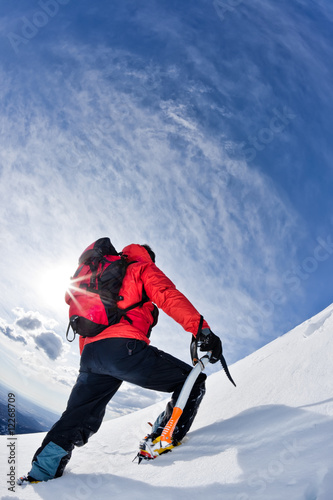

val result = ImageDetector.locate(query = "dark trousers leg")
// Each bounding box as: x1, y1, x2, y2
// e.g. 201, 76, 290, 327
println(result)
29, 372, 122, 480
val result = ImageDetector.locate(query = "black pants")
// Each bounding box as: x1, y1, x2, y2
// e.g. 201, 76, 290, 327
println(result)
30, 338, 206, 480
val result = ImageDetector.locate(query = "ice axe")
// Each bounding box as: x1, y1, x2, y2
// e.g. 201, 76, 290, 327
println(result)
159, 328, 236, 447
159, 353, 211, 446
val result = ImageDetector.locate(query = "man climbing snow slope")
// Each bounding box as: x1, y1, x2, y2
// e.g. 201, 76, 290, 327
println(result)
19, 239, 222, 484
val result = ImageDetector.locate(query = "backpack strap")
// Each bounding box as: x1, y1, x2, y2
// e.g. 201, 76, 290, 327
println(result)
118, 285, 151, 323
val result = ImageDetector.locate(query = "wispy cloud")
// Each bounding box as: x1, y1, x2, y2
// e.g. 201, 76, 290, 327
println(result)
0, 40, 303, 351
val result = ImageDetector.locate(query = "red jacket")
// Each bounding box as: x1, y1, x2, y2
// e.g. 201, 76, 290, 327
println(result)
77, 244, 210, 354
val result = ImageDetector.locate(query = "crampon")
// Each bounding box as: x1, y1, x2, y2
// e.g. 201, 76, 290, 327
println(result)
134, 434, 181, 464
17, 475, 41, 486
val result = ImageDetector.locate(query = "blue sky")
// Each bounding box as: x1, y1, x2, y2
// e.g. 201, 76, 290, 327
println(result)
0, 0, 332, 414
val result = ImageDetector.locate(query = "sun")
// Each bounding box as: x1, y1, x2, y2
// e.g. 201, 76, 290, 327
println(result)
37, 263, 74, 309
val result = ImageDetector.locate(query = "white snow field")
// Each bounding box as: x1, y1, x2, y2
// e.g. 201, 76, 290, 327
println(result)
1, 303, 333, 500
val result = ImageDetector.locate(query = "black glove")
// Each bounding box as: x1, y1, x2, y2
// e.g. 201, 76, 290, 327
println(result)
198, 328, 222, 364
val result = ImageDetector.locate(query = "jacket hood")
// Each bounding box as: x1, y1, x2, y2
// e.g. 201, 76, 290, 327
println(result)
121, 244, 153, 264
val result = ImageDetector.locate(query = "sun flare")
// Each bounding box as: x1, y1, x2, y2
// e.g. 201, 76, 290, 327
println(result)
38, 264, 74, 308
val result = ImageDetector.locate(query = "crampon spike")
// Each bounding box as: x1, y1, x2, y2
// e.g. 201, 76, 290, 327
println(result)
132, 453, 143, 464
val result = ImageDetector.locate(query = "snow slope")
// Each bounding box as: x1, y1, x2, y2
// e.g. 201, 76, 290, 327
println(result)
1, 303, 333, 500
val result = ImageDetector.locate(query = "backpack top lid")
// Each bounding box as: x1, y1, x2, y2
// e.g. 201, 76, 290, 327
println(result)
78, 237, 118, 265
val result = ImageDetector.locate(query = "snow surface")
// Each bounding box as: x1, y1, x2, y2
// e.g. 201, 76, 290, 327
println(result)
1, 303, 333, 499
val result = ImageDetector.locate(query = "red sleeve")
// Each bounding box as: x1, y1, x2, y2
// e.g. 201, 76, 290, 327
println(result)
141, 263, 209, 336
